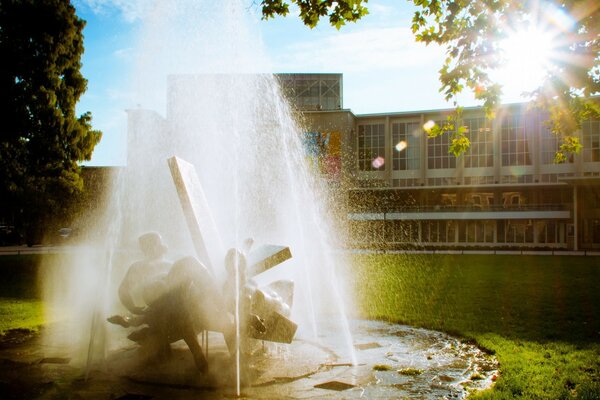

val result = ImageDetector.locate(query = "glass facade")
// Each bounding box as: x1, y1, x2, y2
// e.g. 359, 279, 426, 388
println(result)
464, 176, 495, 185
427, 121, 457, 169
349, 108, 599, 251
583, 119, 600, 162
540, 122, 560, 164
501, 114, 531, 166
358, 124, 385, 171
278, 74, 342, 111
392, 122, 421, 170
464, 117, 493, 168
349, 219, 568, 248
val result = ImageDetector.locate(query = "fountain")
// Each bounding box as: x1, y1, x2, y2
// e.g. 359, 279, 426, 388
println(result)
29, 1, 498, 398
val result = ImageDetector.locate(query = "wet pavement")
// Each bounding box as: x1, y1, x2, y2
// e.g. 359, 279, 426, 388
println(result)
0, 321, 497, 399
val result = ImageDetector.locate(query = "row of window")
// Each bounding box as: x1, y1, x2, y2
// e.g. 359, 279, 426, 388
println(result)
347, 187, 573, 213
349, 220, 570, 246
357, 116, 600, 171
350, 218, 600, 248
281, 77, 341, 110
362, 174, 579, 187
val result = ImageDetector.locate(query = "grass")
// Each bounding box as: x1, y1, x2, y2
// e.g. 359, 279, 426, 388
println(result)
373, 363, 394, 371
398, 367, 423, 376
0, 255, 45, 335
1, 253, 599, 398
351, 254, 600, 399
0, 299, 44, 333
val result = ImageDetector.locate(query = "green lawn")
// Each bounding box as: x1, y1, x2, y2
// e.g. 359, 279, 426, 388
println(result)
0, 298, 44, 333
351, 254, 600, 399
0, 255, 45, 334
2, 253, 599, 398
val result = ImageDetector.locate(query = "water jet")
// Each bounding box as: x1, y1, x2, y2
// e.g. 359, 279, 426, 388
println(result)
36, 1, 498, 398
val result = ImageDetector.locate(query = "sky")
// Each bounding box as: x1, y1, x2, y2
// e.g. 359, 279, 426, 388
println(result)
72, 0, 537, 166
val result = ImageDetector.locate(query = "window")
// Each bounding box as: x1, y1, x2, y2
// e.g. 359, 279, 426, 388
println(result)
280, 75, 342, 110
541, 123, 559, 164
465, 192, 494, 208
503, 221, 534, 244
537, 221, 558, 244
501, 114, 531, 166
386, 220, 418, 243
392, 122, 421, 170
428, 177, 458, 186
392, 178, 420, 187
427, 121, 457, 169
464, 176, 495, 185
321, 79, 340, 110
501, 174, 534, 183
540, 174, 558, 183
358, 124, 385, 171
349, 221, 384, 245
541, 120, 574, 164
503, 192, 525, 208
421, 221, 432, 242
464, 118, 493, 168
583, 219, 600, 245
583, 119, 600, 162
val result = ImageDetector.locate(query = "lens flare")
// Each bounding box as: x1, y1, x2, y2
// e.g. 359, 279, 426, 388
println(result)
509, 166, 526, 177
423, 120, 435, 132
372, 156, 385, 169
395, 140, 408, 152
545, 3, 575, 32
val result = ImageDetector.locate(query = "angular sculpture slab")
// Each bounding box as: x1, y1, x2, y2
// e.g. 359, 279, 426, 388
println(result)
249, 311, 298, 344
247, 245, 292, 278
168, 156, 224, 271
168, 155, 297, 345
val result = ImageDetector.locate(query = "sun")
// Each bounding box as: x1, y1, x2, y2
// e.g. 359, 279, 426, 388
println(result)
494, 25, 557, 98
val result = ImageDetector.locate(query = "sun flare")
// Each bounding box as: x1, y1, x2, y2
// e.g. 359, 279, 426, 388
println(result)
495, 26, 557, 96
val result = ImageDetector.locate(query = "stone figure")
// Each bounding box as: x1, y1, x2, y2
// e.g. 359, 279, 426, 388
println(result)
108, 232, 296, 372
106, 233, 170, 328
118, 232, 171, 315
108, 233, 237, 372
138, 256, 233, 372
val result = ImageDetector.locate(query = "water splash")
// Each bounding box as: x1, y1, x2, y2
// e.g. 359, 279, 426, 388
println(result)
42, 0, 356, 383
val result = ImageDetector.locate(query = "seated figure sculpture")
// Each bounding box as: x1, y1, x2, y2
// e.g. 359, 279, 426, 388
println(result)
141, 256, 234, 371
108, 233, 234, 372
109, 233, 295, 372
108, 232, 171, 324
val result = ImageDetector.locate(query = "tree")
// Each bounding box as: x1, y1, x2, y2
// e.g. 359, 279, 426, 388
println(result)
260, 0, 600, 161
0, 0, 102, 244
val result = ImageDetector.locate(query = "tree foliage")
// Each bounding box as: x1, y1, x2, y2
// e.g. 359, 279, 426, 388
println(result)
261, 0, 369, 29
261, 0, 600, 161
0, 0, 102, 243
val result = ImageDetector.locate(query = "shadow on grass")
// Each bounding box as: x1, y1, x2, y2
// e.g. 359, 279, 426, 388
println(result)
0, 255, 48, 334
0, 255, 44, 299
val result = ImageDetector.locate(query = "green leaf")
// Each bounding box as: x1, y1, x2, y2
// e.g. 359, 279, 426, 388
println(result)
449, 134, 470, 157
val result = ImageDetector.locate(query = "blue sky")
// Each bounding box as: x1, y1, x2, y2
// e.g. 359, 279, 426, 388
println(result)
73, 0, 531, 166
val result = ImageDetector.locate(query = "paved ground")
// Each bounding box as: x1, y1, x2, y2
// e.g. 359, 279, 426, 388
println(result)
0, 321, 497, 399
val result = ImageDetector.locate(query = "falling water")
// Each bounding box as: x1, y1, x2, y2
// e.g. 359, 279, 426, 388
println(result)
41, 0, 356, 389
36, 3, 503, 398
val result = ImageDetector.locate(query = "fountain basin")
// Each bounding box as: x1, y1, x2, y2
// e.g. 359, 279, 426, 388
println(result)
0, 320, 497, 399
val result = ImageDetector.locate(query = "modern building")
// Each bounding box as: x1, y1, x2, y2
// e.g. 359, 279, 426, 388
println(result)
279, 74, 600, 251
